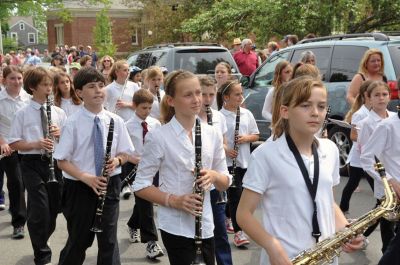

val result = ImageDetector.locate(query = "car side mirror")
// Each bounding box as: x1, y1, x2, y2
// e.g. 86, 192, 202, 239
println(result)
240, 75, 250, 88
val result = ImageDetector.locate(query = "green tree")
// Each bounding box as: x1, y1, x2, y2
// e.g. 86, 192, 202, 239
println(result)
93, 8, 117, 57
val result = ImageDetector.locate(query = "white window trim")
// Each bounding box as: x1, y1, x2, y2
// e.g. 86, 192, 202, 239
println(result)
28, 33, 35, 44
55, 23, 64, 46
10, 32, 18, 41
19, 23, 25, 31
131, 28, 138, 46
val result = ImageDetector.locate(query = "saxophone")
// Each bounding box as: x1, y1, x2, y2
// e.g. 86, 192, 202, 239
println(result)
291, 158, 399, 265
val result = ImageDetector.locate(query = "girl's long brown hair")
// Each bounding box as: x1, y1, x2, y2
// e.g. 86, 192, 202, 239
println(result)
160, 70, 197, 124
53, 72, 82, 107
344, 80, 373, 122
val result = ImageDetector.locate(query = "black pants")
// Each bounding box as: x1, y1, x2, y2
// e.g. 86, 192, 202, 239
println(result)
126, 161, 158, 243
227, 166, 246, 233
21, 155, 62, 265
0, 152, 26, 228
379, 222, 400, 265
340, 165, 374, 212
58, 176, 121, 265
160, 230, 215, 265
362, 200, 395, 253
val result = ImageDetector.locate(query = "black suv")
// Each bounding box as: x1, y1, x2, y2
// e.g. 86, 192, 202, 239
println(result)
126, 42, 240, 77
242, 33, 400, 169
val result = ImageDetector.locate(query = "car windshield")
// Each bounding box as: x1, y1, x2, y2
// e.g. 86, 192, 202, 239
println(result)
174, 49, 239, 75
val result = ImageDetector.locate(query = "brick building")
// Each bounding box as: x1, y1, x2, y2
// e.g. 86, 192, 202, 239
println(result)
46, 0, 143, 54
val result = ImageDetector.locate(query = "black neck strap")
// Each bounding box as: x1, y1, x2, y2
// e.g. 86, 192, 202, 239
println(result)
285, 133, 321, 242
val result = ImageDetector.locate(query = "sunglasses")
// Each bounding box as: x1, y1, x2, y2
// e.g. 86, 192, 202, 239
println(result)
104, 60, 111, 62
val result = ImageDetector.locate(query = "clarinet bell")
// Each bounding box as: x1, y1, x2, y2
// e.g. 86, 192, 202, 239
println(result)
216, 191, 227, 204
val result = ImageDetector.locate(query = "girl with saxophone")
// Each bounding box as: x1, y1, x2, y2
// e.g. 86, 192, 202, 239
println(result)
9, 67, 67, 265
198, 76, 233, 265
237, 77, 364, 265
133, 70, 231, 265
53, 67, 134, 265
217, 80, 259, 247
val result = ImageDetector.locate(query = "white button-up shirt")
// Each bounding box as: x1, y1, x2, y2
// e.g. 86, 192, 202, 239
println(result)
125, 113, 161, 157
105, 80, 139, 121
261, 86, 275, 122
132, 116, 231, 239
199, 109, 228, 137
54, 107, 135, 180
8, 100, 67, 154
358, 110, 395, 199
243, 134, 340, 265
60, 98, 82, 117
360, 113, 400, 199
220, 107, 259, 168
0, 88, 30, 142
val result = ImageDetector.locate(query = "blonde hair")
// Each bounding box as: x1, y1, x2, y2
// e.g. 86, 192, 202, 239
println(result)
292, 63, 320, 79
272, 76, 326, 139
108, 60, 128, 82
145, 66, 163, 81
344, 80, 373, 122
160, 70, 197, 123
366, 80, 390, 97
359, 49, 384, 75
272, 60, 292, 88
99, 55, 114, 70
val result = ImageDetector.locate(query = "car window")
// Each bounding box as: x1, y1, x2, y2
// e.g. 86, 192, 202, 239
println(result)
329, 46, 368, 82
253, 51, 290, 87
127, 54, 138, 67
291, 47, 331, 81
150, 51, 168, 67
389, 45, 400, 79
136, 52, 152, 69
174, 49, 238, 74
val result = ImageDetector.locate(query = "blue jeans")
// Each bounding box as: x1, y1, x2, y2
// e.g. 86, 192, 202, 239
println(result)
210, 189, 233, 265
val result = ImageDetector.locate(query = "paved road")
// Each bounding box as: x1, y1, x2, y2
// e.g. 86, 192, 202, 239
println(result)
0, 176, 384, 264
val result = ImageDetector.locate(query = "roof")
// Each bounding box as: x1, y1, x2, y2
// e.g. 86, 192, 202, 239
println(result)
8, 16, 37, 30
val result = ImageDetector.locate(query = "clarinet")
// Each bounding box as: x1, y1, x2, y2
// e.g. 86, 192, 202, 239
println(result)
120, 165, 138, 188
205, 105, 227, 204
230, 107, 240, 188
90, 118, 115, 233
156, 89, 161, 103
319, 105, 331, 138
192, 118, 206, 265
46, 95, 57, 183
114, 75, 129, 115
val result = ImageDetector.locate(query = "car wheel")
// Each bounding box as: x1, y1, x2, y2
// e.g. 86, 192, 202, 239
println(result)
328, 125, 352, 176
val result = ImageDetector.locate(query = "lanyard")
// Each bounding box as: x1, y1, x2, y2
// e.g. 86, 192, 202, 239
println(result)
285, 133, 321, 242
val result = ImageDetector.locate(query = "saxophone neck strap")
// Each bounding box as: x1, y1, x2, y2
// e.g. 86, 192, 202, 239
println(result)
286, 133, 321, 242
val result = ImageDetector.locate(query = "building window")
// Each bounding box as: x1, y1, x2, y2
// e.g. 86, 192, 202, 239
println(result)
28, 33, 35, 44
55, 24, 64, 46
131, 28, 138, 45
10, 32, 18, 41
19, 23, 25, 31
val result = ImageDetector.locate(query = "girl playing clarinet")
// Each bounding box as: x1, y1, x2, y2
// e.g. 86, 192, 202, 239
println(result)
133, 70, 231, 265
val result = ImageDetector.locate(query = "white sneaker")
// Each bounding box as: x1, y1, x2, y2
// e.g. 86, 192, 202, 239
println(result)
234, 231, 250, 247
146, 241, 164, 259
127, 226, 140, 243
121, 186, 132, 200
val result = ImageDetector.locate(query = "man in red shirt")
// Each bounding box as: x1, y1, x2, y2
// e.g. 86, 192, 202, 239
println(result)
233, 39, 259, 77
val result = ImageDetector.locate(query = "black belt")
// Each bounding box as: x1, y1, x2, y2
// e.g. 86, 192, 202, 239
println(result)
21, 154, 51, 161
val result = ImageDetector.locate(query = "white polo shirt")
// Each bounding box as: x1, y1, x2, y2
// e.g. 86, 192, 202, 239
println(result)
105, 80, 139, 121
243, 134, 340, 265
220, 107, 259, 168
8, 100, 67, 155
0, 88, 30, 142
53, 107, 135, 180
346, 104, 369, 167
360, 113, 400, 199
60, 98, 82, 117
132, 116, 231, 239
